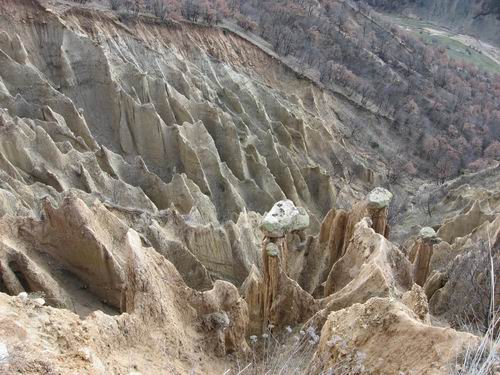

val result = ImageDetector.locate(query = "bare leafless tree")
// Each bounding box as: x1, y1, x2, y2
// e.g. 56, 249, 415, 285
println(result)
387, 193, 407, 226
417, 190, 439, 219
145, 0, 167, 19
451, 239, 499, 334
109, 0, 121, 11
181, 0, 200, 21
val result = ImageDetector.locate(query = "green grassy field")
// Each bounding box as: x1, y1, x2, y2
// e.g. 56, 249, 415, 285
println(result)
383, 14, 500, 75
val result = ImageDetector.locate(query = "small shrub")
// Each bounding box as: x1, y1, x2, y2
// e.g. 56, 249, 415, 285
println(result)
450, 323, 499, 375
450, 235, 499, 375
237, 324, 319, 374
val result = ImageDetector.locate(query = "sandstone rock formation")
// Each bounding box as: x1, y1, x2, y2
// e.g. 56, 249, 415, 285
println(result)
0, 0, 371, 369
0, 0, 498, 373
311, 297, 477, 375
308, 217, 413, 329
408, 227, 440, 286
437, 201, 496, 244
0, 0, 379, 292
242, 201, 318, 334
0, 195, 250, 374
425, 214, 500, 330
402, 178, 500, 331
304, 187, 393, 297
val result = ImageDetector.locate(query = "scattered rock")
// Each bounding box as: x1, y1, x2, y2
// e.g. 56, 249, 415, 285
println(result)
418, 227, 440, 243
32, 297, 45, 306
17, 292, 28, 301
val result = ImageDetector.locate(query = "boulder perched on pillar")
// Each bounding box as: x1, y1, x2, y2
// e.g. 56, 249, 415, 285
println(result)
242, 200, 318, 333
367, 187, 393, 209
409, 227, 440, 286
308, 187, 394, 297
260, 200, 310, 238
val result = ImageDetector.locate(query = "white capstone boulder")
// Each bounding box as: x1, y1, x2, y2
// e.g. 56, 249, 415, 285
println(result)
260, 200, 309, 237
419, 227, 440, 243
419, 227, 437, 239
367, 187, 393, 209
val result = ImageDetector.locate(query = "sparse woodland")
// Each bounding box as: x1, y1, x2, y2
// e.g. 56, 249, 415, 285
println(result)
106, 0, 500, 184
358, 0, 500, 17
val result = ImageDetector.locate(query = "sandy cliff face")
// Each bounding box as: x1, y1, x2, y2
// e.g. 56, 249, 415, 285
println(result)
0, 0, 380, 279
0, 1, 371, 371
0, 1, 498, 374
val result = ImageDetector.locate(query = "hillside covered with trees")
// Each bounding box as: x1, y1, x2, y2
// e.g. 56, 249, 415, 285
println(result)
356, 0, 500, 46
106, 0, 500, 183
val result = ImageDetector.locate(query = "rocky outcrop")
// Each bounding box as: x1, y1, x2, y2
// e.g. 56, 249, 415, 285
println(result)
188, 280, 249, 356
242, 192, 417, 335
307, 217, 412, 329
402, 284, 431, 323
311, 297, 477, 375
294, 187, 393, 297
389, 164, 500, 243
0, 0, 498, 373
0, 0, 347, 230
408, 227, 440, 286
0, 0, 392, 293
0, 196, 250, 374
404, 185, 500, 331
0, 1, 370, 368
437, 201, 495, 244
317, 188, 393, 297
425, 214, 500, 330
18, 196, 129, 310
241, 200, 318, 333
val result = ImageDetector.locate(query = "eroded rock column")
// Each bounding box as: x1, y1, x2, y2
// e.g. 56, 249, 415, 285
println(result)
242, 199, 316, 333
260, 199, 309, 276
319, 187, 393, 297
365, 187, 393, 237
261, 200, 309, 330
261, 238, 282, 330
409, 227, 440, 286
